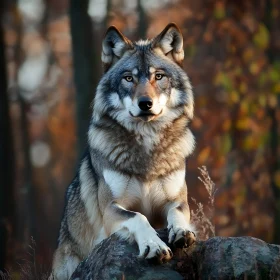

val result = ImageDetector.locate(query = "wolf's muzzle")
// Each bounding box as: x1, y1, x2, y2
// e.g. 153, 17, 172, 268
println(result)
138, 96, 153, 111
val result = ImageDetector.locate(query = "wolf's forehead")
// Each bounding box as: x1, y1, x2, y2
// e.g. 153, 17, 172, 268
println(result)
123, 47, 164, 74
121, 50, 154, 75
130, 66, 155, 77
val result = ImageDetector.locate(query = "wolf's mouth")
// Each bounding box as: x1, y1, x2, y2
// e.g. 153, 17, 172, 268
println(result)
129, 110, 162, 122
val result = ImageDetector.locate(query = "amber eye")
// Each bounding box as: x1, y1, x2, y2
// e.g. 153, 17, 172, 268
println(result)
124, 76, 133, 82
155, 73, 164, 80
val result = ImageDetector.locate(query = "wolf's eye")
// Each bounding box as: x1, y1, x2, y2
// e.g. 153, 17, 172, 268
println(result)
124, 76, 133, 82
155, 74, 164, 80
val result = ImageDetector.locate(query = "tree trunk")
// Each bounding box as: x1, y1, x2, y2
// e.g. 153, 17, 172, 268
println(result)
264, 0, 280, 245
0, 4, 15, 270
69, 0, 98, 159
137, 0, 147, 38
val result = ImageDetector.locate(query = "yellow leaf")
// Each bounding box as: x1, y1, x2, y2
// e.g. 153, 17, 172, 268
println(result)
230, 90, 240, 103
273, 82, 280, 94
236, 118, 250, 130
269, 68, 280, 82
198, 147, 210, 164
214, 2, 225, 19
249, 62, 260, 75
243, 135, 258, 151
253, 23, 270, 50
239, 82, 248, 94
240, 101, 249, 114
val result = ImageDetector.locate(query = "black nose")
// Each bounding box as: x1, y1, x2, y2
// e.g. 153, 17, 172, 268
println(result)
138, 96, 153, 111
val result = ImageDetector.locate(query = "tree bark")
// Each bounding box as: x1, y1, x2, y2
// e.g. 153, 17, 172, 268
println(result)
137, 0, 148, 38
69, 0, 98, 159
264, 0, 280, 245
0, 3, 15, 270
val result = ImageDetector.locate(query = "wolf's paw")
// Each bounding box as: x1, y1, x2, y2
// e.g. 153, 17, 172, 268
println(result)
138, 235, 173, 263
168, 226, 196, 248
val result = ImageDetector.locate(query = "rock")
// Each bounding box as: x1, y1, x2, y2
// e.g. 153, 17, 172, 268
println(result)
70, 230, 280, 280
70, 229, 183, 280
180, 236, 280, 280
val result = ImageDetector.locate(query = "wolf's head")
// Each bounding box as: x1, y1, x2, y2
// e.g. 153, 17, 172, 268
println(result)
93, 23, 193, 131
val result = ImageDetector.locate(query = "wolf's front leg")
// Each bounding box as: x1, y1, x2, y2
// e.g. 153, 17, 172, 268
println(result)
167, 201, 196, 248
104, 202, 172, 261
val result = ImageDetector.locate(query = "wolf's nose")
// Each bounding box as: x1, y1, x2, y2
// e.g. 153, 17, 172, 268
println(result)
138, 96, 153, 111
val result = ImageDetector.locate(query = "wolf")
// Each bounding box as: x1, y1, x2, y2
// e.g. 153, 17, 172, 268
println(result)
51, 23, 196, 280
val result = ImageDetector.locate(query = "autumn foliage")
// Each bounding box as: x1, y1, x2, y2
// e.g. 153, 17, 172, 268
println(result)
1, 0, 280, 276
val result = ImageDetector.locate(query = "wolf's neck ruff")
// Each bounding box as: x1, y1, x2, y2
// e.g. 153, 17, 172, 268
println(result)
88, 112, 194, 181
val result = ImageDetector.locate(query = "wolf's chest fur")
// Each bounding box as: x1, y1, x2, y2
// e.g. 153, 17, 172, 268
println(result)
102, 168, 186, 225
89, 114, 194, 181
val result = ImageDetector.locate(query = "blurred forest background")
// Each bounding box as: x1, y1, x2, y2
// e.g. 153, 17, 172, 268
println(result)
1, 0, 280, 277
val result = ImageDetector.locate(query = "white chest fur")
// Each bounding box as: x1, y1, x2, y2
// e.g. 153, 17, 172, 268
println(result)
103, 169, 186, 215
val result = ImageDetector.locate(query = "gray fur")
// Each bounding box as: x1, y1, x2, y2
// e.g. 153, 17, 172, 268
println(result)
51, 23, 196, 280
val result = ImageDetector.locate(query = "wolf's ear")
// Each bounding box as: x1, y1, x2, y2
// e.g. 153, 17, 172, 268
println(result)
152, 23, 184, 65
102, 26, 133, 71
